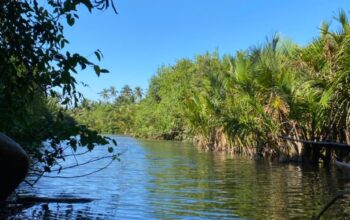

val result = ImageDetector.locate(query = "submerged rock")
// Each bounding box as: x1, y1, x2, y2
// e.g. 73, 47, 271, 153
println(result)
0, 133, 29, 203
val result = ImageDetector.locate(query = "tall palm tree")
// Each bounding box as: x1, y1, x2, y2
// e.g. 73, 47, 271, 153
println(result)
121, 85, 132, 98
109, 86, 118, 98
98, 88, 110, 102
134, 86, 143, 102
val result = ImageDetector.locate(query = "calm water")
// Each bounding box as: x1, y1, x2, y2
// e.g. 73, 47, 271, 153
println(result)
4, 136, 350, 219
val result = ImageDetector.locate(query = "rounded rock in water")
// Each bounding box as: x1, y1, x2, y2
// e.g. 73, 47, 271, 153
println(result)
0, 133, 29, 202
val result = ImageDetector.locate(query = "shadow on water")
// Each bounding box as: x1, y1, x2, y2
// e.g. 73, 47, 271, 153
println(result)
1, 203, 106, 220
2, 136, 350, 219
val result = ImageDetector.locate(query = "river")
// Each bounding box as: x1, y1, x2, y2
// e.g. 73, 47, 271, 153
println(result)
4, 135, 350, 219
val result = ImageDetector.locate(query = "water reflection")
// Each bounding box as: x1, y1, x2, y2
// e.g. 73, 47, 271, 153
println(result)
2, 136, 350, 219
2, 203, 107, 219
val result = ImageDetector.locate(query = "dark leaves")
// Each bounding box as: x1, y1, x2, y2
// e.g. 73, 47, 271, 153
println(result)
94, 65, 101, 76
0, 0, 116, 171
66, 14, 75, 26
108, 146, 114, 153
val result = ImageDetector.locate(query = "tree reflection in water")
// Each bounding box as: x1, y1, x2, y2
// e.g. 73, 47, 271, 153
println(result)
2, 136, 350, 219
2, 203, 107, 219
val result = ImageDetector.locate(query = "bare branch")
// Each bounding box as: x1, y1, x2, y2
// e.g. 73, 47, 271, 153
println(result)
42, 158, 115, 179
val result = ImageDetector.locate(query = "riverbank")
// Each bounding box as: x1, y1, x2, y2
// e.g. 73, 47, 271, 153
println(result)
72, 12, 350, 163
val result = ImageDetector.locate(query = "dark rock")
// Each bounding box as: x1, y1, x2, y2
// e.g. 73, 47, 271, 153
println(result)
0, 133, 29, 203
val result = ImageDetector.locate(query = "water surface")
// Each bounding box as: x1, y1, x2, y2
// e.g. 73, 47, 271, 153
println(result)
5, 136, 350, 219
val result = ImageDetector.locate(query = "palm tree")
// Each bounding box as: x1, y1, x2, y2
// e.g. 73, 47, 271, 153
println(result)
134, 86, 143, 103
299, 10, 350, 144
109, 86, 118, 98
121, 85, 132, 98
98, 88, 110, 102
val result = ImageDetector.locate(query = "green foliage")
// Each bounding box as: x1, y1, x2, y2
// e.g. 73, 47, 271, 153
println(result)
0, 0, 117, 171
72, 11, 350, 159
73, 85, 139, 134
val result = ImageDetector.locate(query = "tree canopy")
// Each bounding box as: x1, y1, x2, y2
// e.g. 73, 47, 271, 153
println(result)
0, 0, 117, 174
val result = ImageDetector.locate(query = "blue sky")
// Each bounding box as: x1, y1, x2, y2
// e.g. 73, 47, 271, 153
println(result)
64, 0, 349, 100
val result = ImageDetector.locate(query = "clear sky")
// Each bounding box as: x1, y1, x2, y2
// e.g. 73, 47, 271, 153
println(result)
64, 0, 349, 100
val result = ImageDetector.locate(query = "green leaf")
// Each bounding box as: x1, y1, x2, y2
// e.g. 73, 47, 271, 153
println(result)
87, 143, 94, 151
70, 138, 77, 151
94, 51, 101, 61
63, 0, 72, 12
100, 69, 109, 73
320, 88, 333, 107
94, 65, 101, 76
44, 166, 51, 173
80, 0, 93, 12
112, 139, 117, 146
108, 146, 114, 153
60, 39, 69, 48
66, 14, 75, 26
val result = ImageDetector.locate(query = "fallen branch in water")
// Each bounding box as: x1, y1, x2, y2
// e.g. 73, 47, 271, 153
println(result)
312, 191, 349, 220
16, 195, 95, 204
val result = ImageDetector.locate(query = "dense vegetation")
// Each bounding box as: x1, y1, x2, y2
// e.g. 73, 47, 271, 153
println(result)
73, 85, 142, 134
73, 11, 350, 161
0, 0, 116, 174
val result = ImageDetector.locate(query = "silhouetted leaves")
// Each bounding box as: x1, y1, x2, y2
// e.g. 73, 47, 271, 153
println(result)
0, 0, 117, 170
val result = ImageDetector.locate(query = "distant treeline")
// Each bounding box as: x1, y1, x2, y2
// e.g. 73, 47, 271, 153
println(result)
72, 11, 350, 160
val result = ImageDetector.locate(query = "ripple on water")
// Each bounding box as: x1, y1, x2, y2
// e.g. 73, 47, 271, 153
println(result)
3, 136, 350, 219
